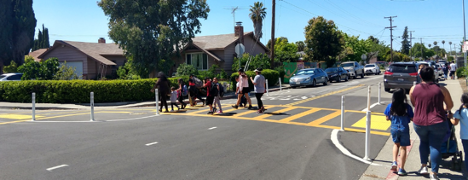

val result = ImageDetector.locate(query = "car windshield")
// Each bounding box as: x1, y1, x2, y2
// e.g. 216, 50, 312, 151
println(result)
325, 68, 337, 73
365, 65, 375, 67
388, 64, 417, 73
341, 63, 354, 67
296, 70, 315, 75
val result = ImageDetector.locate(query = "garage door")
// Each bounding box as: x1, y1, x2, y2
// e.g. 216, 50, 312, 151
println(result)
61, 61, 83, 79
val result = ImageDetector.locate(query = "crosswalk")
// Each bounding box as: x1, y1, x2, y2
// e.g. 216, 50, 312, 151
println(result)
174, 104, 390, 136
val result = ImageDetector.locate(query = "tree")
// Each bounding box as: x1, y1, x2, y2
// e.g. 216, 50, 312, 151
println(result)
266, 37, 288, 50
249, 2, 267, 41
98, 0, 210, 77
410, 43, 427, 58
296, 41, 305, 52
433, 41, 438, 46
232, 53, 270, 72
428, 44, 431, 48
176, 63, 199, 77
274, 37, 299, 62
305, 16, 344, 67
0, 0, 37, 73
442, 40, 445, 50
3, 61, 18, 73
17, 57, 59, 80
400, 26, 410, 55
341, 33, 371, 62
32, 24, 50, 51
54, 61, 80, 80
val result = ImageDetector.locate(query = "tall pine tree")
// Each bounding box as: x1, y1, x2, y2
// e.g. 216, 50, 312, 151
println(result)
0, 0, 36, 73
32, 24, 50, 51
401, 26, 410, 55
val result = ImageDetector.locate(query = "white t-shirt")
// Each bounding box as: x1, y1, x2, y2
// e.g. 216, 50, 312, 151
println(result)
236, 82, 241, 93
450, 63, 457, 71
170, 91, 178, 102
454, 108, 468, 139
239, 73, 249, 88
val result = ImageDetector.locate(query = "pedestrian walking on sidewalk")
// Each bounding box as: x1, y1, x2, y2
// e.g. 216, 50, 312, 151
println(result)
449, 61, 457, 79
235, 76, 247, 107
250, 68, 266, 113
232, 68, 253, 109
170, 87, 180, 112
212, 77, 223, 114
152, 72, 170, 113
409, 66, 454, 180
450, 93, 468, 175
442, 63, 449, 80
385, 88, 413, 176
189, 74, 205, 106
177, 78, 187, 109
203, 78, 215, 114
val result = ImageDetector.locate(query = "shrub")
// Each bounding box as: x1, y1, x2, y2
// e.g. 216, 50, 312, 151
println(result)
0, 77, 186, 103
54, 61, 80, 80
456, 66, 466, 78
229, 69, 279, 91
3, 60, 18, 73
176, 63, 198, 77
17, 57, 59, 80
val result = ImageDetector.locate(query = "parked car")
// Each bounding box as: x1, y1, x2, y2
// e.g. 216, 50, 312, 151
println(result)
384, 62, 420, 92
289, 68, 329, 87
435, 63, 445, 78
325, 67, 349, 82
340, 61, 364, 79
417, 62, 439, 83
0, 73, 23, 81
364, 63, 381, 75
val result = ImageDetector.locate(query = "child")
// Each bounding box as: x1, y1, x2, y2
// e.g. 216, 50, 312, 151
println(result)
384, 88, 413, 176
451, 93, 468, 173
212, 77, 223, 114
170, 87, 180, 112
235, 76, 246, 107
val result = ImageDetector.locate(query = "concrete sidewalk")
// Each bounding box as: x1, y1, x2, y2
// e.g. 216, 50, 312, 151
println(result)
0, 85, 290, 110
359, 79, 467, 180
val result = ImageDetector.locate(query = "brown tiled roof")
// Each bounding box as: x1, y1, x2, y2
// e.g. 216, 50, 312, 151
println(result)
29, 48, 48, 62
192, 32, 254, 50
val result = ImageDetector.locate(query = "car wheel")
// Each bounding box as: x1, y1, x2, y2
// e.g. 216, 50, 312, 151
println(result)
361, 73, 364, 78
323, 79, 328, 86
312, 79, 316, 87
337, 76, 341, 82
385, 88, 390, 92
345, 75, 349, 81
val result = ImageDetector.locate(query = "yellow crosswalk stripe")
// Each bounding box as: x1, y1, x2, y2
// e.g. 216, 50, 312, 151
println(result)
307, 111, 341, 126
351, 115, 390, 131
278, 108, 321, 122
285, 85, 364, 106
231, 110, 258, 117
256, 106, 297, 120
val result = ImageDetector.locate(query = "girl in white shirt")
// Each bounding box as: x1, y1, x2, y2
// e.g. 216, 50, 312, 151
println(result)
232, 69, 252, 109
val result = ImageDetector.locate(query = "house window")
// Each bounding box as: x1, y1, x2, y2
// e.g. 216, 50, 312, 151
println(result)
186, 53, 208, 70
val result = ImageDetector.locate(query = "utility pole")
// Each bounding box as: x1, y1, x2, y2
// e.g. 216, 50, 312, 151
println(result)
420, 38, 424, 60
270, 0, 276, 69
464, 0, 467, 68
385, 16, 397, 62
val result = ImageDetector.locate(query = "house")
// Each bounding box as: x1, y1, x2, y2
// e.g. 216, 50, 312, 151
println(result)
38, 38, 126, 79
28, 48, 48, 62
172, 22, 269, 75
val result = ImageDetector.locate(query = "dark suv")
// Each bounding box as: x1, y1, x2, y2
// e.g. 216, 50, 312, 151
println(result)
384, 62, 420, 92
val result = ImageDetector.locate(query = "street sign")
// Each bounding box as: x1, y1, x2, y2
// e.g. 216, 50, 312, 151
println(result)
235, 43, 245, 57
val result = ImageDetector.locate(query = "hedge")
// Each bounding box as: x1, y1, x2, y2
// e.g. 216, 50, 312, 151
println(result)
0, 77, 190, 103
456, 67, 466, 78
229, 69, 280, 91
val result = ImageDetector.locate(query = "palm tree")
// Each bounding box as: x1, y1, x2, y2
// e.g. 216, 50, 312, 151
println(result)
449, 41, 453, 55
249, 2, 267, 41
442, 40, 445, 49
433, 41, 438, 46
428, 44, 432, 48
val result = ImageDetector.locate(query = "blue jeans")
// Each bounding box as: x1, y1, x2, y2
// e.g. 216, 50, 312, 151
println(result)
414, 121, 448, 173
462, 140, 468, 172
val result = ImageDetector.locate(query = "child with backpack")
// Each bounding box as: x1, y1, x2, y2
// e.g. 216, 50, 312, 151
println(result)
451, 93, 468, 173
177, 78, 187, 109
170, 87, 180, 112
384, 88, 413, 176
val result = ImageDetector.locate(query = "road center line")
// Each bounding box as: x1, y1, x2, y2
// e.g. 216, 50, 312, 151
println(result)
145, 142, 158, 146
208, 127, 217, 130
330, 129, 382, 166
46, 164, 68, 171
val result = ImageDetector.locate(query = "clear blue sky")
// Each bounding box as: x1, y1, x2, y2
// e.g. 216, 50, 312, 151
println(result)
33, 0, 466, 51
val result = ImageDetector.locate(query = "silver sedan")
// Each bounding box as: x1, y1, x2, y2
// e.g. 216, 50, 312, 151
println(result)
289, 68, 329, 87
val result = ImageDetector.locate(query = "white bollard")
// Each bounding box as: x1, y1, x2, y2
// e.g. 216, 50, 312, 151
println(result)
32, 93, 35, 121
90, 92, 94, 121
413, 81, 417, 86
266, 79, 269, 96
364, 86, 372, 160
378, 82, 381, 104
155, 89, 159, 115
279, 77, 282, 91
340, 95, 345, 131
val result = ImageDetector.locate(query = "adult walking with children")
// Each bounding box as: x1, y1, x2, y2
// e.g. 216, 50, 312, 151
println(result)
409, 66, 454, 180
152, 72, 170, 113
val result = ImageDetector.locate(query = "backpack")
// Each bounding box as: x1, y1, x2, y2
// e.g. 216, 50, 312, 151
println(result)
182, 85, 188, 96
210, 83, 219, 96
193, 77, 203, 88
218, 83, 225, 98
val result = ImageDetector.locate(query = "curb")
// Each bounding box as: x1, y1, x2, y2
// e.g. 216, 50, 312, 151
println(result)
0, 86, 291, 110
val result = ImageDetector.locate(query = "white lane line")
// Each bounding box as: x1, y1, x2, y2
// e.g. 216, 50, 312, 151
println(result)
361, 102, 380, 112
330, 129, 382, 166
208, 127, 217, 130
145, 142, 158, 146
47, 164, 68, 171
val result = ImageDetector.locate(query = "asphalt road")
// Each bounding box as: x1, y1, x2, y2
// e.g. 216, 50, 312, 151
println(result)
0, 74, 394, 180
